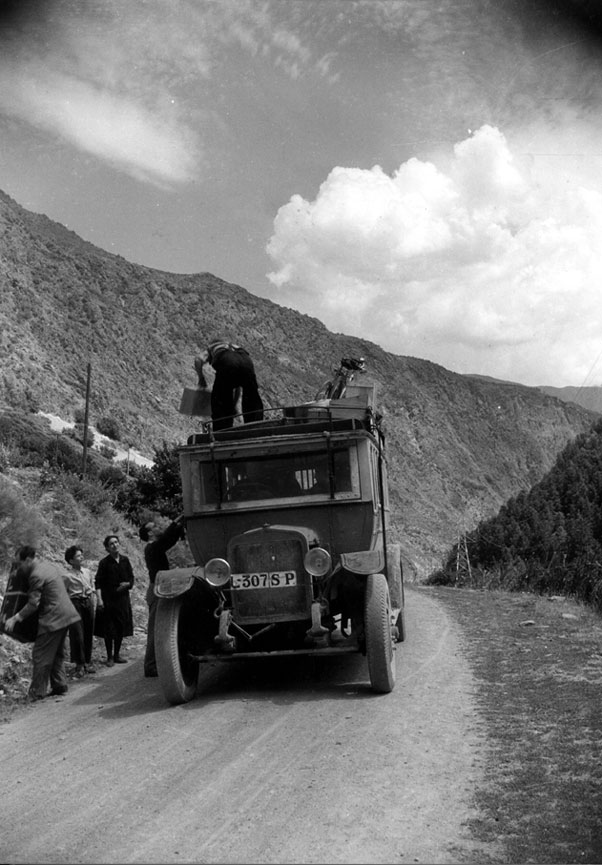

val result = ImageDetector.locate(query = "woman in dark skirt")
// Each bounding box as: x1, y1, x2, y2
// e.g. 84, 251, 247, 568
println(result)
94, 534, 134, 666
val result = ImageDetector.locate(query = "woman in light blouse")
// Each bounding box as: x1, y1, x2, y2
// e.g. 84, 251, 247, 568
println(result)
63, 545, 97, 677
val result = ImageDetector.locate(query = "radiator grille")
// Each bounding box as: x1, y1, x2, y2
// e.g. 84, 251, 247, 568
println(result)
229, 533, 312, 623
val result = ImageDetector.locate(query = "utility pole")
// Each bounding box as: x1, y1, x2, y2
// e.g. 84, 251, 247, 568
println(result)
81, 362, 91, 478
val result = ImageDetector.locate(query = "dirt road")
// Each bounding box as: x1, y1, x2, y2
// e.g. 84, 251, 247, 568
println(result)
0, 587, 499, 864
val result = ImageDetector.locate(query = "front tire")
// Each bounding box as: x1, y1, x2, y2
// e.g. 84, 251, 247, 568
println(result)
155, 596, 199, 705
364, 573, 396, 693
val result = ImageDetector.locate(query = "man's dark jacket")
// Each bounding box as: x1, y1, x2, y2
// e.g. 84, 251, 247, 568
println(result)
144, 521, 184, 584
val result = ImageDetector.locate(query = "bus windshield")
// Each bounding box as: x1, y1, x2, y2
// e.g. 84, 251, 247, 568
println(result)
189, 446, 358, 508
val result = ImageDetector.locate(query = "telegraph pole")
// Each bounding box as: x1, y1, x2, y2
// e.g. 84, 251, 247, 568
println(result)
81, 362, 91, 478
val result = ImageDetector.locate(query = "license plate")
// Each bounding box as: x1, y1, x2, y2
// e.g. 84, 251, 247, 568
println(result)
231, 571, 297, 589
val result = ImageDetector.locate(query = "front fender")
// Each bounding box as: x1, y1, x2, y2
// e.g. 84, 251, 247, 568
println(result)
154, 566, 204, 599
340, 549, 385, 575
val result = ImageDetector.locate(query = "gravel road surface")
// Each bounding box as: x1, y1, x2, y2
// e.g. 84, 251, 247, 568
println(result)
0, 587, 498, 864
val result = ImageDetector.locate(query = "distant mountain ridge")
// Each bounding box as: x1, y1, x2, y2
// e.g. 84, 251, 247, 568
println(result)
538, 385, 602, 415
466, 373, 602, 415
0, 188, 597, 575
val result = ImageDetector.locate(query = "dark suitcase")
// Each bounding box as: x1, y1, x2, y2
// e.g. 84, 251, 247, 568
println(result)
0, 563, 38, 643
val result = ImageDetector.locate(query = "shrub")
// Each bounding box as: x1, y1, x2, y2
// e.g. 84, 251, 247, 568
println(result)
112, 441, 182, 523
96, 415, 121, 441
98, 465, 127, 489
0, 478, 46, 570
44, 436, 81, 474
0, 412, 48, 466
99, 443, 117, 460
0, 443, 11, 473
66, 424, 94, 448
57, 473, 113, 517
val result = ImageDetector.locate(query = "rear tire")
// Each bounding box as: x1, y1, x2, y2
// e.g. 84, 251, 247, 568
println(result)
155, 596, 199, 705
364, 573, 396, 693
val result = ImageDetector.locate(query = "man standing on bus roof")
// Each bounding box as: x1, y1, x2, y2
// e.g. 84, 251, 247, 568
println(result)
194, 339, 264, 432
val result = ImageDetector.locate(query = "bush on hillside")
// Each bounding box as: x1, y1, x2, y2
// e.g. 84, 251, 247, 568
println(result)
42, 469, 114, 519
113, 441, 182, 524
67, 423, 94, 448
0, 413, 48, 467
98, 443, 117, 460
0, 479, 46, 570
44, 435, 82, 474
0, 443, 12, 473
96, 415, 121, 441
98, 464, 128, 493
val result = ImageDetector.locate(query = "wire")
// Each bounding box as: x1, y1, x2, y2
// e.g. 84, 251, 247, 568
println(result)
574, 343, 602, 401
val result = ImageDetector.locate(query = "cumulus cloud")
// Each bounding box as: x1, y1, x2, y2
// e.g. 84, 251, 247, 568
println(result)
267, 125, 602, 386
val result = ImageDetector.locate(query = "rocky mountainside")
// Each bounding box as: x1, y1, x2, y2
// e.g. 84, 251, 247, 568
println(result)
0, 189, 597, 575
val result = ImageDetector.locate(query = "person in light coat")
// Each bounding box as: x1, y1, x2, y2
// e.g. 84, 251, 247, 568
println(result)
63, 545, 97, 677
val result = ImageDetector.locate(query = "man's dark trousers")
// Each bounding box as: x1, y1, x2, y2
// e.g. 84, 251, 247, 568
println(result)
211, 348, 263, 430
30, 628, 69, 698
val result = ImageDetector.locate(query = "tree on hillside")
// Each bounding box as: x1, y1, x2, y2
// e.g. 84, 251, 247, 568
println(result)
428, 418, 602, 611
0, 481, 46, 571
113, 441, 182, 524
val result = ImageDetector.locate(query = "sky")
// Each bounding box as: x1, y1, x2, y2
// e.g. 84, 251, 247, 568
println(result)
1, 0, 602, 387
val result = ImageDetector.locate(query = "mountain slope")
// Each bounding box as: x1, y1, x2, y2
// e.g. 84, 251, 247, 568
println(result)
0, 189, 597, 574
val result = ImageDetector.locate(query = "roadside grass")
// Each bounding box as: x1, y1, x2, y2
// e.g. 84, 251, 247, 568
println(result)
428, 585, 602, 864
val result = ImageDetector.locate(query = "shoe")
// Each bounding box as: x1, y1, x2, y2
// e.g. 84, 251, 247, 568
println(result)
50, 687, 68, 696
114, 656, 128, 664
105, 658, 115, 667
144, 669, 158, 678
74, 665, 85, 678
85, 665, 97, 674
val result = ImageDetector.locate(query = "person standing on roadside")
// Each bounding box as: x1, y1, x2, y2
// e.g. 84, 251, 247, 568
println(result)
63, 545, 97, 677
138, 514, 186, 678
94, 534, 134, 667
194, 338, 264, 431
3, 546, 81, 701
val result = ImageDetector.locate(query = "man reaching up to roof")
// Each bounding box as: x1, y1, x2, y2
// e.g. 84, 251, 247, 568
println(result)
195, 339, 264, 432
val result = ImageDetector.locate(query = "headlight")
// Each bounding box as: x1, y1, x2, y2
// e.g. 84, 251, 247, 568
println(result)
204, 558, 232, 587
304, 547, 332, 577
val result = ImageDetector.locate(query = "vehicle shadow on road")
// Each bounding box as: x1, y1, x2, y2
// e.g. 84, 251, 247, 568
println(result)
189, 653, 379, 707
68, 658, 176, 718
69, 652, 385, 719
